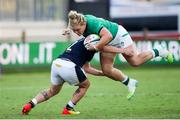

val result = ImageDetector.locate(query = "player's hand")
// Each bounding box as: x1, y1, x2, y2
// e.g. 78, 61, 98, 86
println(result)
86, 43, 98, 51
98, 71, 104, 76
62, 29, 71, 36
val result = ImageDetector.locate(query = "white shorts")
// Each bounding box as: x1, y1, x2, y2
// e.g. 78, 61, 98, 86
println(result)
50, 58, 87, 86
107, 25, 133, 48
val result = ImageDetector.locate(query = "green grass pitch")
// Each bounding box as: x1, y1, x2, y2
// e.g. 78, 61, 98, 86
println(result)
0, 66, 180, 119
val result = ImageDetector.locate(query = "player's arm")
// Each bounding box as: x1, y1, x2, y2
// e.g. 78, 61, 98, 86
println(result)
83, 62, 104, 76
94, 27, 113, 51
101, 46, 134, 56
87, 27, 132, 55
101, 46, 124, 53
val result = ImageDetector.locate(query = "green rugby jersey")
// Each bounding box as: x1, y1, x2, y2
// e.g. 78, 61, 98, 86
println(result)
83, 15, 118, 39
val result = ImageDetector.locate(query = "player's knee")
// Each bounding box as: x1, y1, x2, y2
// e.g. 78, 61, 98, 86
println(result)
49, 88, 59, 96
84, 80, 90, 89
46, 86, 60, 98
128, 60, 141, 67
80, 79, 90, 89
102, 68, 113, 76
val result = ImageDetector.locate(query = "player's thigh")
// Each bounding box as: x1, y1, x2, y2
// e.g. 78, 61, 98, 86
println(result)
51, 60, 65, 85
62, 65, 87, 86
100, 52, 116, 70
122, 44, 139, 63
52, 59, 87, 86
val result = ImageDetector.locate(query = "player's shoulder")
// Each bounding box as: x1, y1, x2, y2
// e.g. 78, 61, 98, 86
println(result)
84, 14, 98, 21
84, 14, 95, 18
72, 38, 85, 48
77, 37, 85, 43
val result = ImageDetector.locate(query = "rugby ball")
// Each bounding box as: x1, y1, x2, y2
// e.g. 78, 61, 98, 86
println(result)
84, 34, 100, 49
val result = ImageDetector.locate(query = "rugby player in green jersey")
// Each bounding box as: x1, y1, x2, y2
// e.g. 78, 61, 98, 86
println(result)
65, 10, 174, 100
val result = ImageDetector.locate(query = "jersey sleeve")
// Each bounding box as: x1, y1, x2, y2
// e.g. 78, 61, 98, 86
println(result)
89, 20, 103, 34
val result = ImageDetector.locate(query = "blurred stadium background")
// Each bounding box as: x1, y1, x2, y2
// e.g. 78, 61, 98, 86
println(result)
0, 0, 180, 119
0, 0, 180, 70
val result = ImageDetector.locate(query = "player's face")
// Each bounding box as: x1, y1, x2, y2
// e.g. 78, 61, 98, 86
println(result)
72, 23, 86, 36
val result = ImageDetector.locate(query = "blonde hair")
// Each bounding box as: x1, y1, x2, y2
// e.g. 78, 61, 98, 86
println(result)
68, 10, 85, 28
